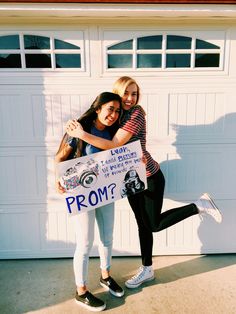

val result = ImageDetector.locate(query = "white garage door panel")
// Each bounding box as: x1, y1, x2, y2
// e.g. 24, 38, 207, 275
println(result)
39, 212, 75, 252
112, 201, 141, 255
0, 149, 47, 203
0, 210, 37, 257
144, 90, 236, 143
168, 92, 226, 137
31, 94, 89, 141
162, 146, 233, 196
0, 208, 75, 259
0, 94, 33, 143
0, 89, 91, 147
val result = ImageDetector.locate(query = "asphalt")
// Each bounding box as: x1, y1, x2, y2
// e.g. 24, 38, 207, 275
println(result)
0, 254, 235, 314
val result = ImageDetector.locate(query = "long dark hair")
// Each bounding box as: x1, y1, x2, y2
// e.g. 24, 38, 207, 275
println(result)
56, 92, 122, 157
78, 92, 122, 137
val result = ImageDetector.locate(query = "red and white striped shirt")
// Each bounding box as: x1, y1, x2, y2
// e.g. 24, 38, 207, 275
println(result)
120, 105, 159, 177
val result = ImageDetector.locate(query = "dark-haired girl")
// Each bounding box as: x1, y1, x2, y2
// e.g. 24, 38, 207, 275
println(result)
55, 92, 124, 312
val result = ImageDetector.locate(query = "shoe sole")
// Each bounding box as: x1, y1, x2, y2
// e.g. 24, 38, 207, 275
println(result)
100, 282, 124, 297
125, 275, 155, 289
203, 193, 222, 223
75, 299, 106, 312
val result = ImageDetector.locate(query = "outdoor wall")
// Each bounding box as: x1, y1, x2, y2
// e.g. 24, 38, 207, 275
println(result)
0, 17, 236, 258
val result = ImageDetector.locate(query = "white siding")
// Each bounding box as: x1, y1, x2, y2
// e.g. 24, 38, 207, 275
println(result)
0, 21, 236, 259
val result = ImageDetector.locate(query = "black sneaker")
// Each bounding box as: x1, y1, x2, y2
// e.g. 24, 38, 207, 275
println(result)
100, 276, 124, 297
75, 291, 106, 312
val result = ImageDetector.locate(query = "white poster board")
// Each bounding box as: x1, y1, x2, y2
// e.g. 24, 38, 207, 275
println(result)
56, 140, 147, 215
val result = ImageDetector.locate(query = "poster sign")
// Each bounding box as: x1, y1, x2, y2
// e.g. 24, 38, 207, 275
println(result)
56, 140, 147, 215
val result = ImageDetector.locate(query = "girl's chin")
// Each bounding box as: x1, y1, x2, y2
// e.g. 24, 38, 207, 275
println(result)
106, 121, 116, 126
123, 106, 131, 111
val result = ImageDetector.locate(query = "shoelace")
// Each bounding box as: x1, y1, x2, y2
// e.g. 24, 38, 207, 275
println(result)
130, 266, 146, 281
200, 198, 222, 222
202, 199, 216, 215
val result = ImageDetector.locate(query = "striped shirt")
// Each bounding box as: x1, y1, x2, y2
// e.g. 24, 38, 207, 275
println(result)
120, 105, 159, 177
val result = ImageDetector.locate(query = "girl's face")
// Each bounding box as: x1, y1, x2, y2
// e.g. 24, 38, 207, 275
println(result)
95, 100, 121, 130
121, 83, 138, 111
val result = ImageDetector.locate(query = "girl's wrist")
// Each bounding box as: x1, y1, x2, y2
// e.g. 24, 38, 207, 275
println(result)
76, 129, 84, 139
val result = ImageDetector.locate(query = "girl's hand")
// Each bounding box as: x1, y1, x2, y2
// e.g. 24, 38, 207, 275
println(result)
66, 119, 83, 137
65, 119, 79, 131
56, 180, 66, 194
141, 154, 147, 165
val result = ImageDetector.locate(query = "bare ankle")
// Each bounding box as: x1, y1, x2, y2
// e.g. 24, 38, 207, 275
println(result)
77, 286, 87, 295
101, 269, 110, 279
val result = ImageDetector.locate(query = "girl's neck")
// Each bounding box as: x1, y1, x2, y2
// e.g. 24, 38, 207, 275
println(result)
93, 119, 106, 131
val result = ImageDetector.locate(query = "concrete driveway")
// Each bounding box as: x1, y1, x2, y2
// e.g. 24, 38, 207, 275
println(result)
0, 254, 235, 314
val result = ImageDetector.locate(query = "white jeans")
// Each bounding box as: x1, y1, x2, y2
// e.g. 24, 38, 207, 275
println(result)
72, 203, 114, 286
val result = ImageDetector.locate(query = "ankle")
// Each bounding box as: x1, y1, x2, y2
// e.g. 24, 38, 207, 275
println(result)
143, 265, 152, 269
77, 286, 87, 296
101, 269, 110, 280
194, 200, 202, 213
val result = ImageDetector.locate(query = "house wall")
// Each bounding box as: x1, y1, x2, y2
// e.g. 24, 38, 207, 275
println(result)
0, 17, 236, 259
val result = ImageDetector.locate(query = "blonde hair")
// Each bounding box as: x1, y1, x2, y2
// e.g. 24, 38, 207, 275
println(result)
112, 76, 140, 105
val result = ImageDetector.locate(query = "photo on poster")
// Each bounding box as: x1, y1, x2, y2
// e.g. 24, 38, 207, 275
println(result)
56, 140, 147, 215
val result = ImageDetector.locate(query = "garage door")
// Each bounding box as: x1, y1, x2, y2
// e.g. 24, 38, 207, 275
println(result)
0, 26, 235, 259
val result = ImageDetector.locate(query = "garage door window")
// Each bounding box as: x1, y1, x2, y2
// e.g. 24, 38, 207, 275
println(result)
0, 35, 21, 68
107, 35, 221, 70
0, 34, 82, 70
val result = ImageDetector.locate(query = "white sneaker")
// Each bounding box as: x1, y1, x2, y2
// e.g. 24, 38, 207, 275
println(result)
195, 193, 222, 223
125, 266, 154, 289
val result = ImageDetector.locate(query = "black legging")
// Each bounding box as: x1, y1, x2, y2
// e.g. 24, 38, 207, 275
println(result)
128, 169, 198, 266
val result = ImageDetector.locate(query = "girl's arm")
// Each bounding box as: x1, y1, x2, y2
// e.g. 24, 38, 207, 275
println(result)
55, 143, 73, 194
55, 142, 73, 163
66, 119, 133, 150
